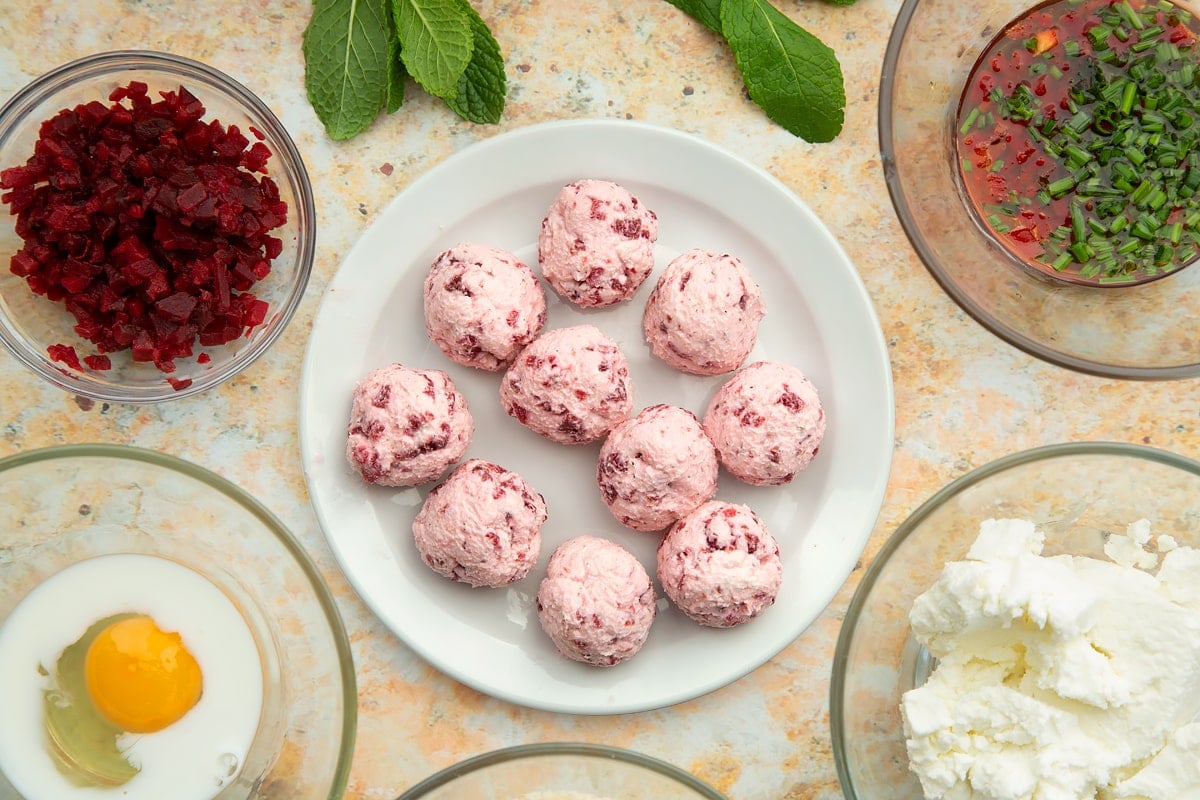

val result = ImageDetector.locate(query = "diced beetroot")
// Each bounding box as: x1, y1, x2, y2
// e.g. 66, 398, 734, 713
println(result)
240, 295, 269, 327
1, 164, 42, 189
175, 182, 207, 212
241, 141, 271, 173
131, 329, 156, 362
0, 80, 286, 377
47, 343, 82, 370
155, 291, 197, 323
10, 251, 39, 276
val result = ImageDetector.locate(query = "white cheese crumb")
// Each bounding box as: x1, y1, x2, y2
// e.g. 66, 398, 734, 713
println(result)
902, 518, 1200, 800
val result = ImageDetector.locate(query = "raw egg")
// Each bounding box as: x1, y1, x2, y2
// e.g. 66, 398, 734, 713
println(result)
0, 554, 264, 800
84, 614, 204, 733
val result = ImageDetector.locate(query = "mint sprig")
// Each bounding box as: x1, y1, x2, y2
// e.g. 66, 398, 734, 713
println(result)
302, 0, 394, 141
667, 0, 848, 143
303, 0, 507, 140
393, 0, 473, 100
444, 1, 507, 124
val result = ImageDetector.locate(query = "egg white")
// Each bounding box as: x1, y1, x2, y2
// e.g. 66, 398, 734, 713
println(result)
0, 554, 264, 800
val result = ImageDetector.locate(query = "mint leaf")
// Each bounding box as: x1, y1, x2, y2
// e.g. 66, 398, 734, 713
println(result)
302, 0, 394, 140
663, 0, 722, 33
386, 30, 406, 114
720, 0, 845, 143
393, 0, 474, 100
444, 1, 507, 124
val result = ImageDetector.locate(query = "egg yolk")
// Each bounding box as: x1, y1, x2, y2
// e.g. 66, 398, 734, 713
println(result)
83, 615, 202, 733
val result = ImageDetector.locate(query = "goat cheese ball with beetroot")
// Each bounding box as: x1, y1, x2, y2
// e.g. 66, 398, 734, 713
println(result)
499, 324, 633, 444
642, 248, 766, 376
535, 535, 656, 667
657, 500, 782, 628
703, 360, 825, 486
411, 459, 547, 588
537, 179, 658, 308
596, 404, 719, 532
423, 242, 547, 371
345, 363, 473, 487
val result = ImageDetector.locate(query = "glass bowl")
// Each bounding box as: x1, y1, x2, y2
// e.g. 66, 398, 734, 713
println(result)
830, 441, 1200, 799
881, 0, 1200, 378
0, 444, 355, 800
0, 51, 315, 402
396, 743, 728, 800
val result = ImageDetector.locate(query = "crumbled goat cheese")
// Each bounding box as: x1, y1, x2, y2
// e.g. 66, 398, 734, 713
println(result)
902, 518, 1200, 800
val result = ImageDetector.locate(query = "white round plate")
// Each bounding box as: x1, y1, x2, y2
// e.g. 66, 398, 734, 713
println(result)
299, 120, 894, 714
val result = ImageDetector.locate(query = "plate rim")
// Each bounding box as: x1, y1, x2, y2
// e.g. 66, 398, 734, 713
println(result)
299, 118, 896, 714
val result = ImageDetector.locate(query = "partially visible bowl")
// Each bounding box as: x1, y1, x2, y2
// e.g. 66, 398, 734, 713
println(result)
0, 444, 355, 800
396, 743, 728, 800
830, 441, 1200, 799
0, 51, 315, 402
881, 0, 1200, 378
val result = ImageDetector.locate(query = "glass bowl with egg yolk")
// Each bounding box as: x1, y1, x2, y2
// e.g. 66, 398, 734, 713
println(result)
0, 554, 263, 797
0, 444, 355, 800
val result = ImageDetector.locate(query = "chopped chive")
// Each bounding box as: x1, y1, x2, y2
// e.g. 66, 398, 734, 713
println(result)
1089, 23, 1114, 45
1047, 176, 1078, 197
955, 0, 1200, 283
960, 107, 980, 134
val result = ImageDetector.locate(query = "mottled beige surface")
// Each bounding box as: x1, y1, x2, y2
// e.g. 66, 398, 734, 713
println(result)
2, 2, 1200, 799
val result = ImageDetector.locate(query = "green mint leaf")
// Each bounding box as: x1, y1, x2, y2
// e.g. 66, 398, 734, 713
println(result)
302, 0, 393, 140
386, 30, 406, 114
719, 0, 846, 142
393, 0, 474, 100
444, 1, 506, 124
663, 0, 722, 33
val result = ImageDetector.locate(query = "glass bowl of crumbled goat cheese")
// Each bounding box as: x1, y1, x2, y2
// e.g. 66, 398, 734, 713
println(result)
831, 441, 1200, 800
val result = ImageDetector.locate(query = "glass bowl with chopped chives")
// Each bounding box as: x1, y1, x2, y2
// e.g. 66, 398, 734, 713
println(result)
882, 0, 1200, 378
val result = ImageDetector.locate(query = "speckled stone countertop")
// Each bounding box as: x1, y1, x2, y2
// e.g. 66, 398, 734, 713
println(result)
3, 2, 1200, 799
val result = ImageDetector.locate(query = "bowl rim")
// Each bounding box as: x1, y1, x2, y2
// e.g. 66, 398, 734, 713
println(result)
0, 442, 357, 800
878, 2, 1200, 381
0, 49, 317, 403
829, 440, 1200, 798
394, 742, 729, 799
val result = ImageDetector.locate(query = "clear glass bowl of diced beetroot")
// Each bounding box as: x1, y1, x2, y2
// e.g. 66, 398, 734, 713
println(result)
0, 50, 315, 401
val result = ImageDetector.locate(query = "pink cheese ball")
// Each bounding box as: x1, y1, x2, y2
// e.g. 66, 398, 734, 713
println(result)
345, 364, 473, 487
596, 404, 718, 532
643, 248, 766, 376
537, 179, 658, 308
657, 500, 782, 628
703, 361, 825, 486
423, 242, 547, 371
412, 459, 547, 588
536, 535, 656, 667
499, 324, 633, 444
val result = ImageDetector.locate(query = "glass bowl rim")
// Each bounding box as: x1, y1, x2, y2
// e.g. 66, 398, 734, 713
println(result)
0, 442, 357, 800
878, 2, 1200, 381
394, 741, 729, 799
0, 49, 317, 403
829, 439, 1200, 798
